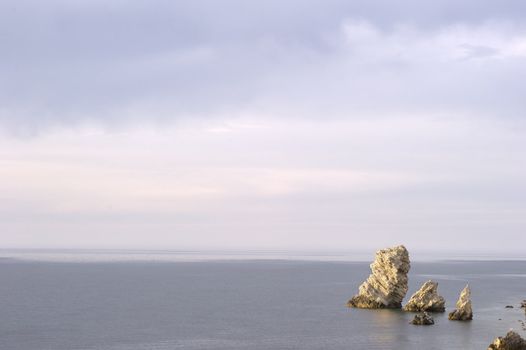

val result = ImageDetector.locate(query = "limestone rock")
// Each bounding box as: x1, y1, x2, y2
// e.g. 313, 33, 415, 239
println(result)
347, 245, 410, 309
403, 280, 446, 312
410, 312, 435, 325
448, 285, 473, 321
488, 331, 526, 350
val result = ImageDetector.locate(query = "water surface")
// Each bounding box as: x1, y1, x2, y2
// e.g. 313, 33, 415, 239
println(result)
0, 254, 525, 349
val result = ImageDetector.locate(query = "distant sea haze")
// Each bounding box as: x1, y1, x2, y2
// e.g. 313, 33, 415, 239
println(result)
1, 249, 526, 263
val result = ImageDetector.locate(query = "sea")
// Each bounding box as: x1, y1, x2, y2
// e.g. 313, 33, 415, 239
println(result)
0, 250, 525, 350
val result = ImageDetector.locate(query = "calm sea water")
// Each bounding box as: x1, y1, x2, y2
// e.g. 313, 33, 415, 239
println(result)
0, 252, 525, 350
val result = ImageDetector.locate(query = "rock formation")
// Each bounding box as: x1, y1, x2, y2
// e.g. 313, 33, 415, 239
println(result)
520, 300, 526, 309
403, 280, 446, 312
410, 312, 435, 325
448, 285, 473, 321
347, 245, 410, 309
488, 331, 526, 350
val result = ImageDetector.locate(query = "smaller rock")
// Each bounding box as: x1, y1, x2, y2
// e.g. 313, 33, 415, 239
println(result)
410, 312, 435, 325
448, 284, 473, 321
488, 331, 526, 350
507, 306, 515, 309
404, 280, 445, 312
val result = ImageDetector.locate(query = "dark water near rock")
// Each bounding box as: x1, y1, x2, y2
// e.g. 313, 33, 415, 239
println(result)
1, 257, 525, 349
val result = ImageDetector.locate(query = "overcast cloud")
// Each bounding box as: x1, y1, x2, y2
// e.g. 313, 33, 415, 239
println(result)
1, 1, 525, 253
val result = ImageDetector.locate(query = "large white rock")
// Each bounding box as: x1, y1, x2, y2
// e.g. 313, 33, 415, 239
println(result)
448, 284, 473, 321
347, 245, 410, 309
403, 280, 446, 312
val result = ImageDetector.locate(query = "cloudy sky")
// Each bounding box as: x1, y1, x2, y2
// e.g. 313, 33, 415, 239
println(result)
1, 0, 526, 253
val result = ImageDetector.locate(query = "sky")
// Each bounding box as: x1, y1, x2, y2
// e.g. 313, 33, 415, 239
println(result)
1, 0, 526, 253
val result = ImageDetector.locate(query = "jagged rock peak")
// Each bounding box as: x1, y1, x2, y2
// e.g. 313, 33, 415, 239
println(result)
448, 284, 473, 321
488, 331, 526, 350
347, 245, 410, 309
403, 280, 446, 312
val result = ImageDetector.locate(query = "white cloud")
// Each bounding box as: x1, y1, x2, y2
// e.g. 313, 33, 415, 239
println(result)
1, 116, 526, 250
340, 19, 526, 62
1, 1, 526, 251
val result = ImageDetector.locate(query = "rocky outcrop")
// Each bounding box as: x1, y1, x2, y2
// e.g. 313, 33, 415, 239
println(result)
488, 331, 526, 350
403, 280, 446, 312
410, 312, 434, 325
347, 245, 410, 309
448, 285, 473, 321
